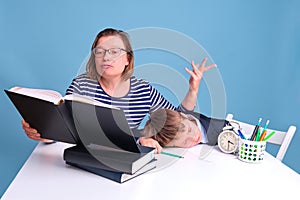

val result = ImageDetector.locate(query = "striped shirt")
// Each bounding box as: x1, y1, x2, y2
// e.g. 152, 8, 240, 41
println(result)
66, 73, 179, 129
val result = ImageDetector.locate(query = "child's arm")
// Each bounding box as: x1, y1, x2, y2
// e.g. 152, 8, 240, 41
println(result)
139, 137, 163, 154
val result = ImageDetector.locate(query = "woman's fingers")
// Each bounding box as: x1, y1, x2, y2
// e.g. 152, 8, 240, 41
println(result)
21, 119, 53, 143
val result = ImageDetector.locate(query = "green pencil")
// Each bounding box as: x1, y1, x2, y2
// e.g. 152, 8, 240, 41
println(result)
263, 131, 276, 141
161, 151, 184, 158
255, 128, 261, 141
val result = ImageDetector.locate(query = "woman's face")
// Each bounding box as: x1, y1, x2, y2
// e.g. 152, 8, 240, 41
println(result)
166, 118, 202, 148
94, 35, 129, 79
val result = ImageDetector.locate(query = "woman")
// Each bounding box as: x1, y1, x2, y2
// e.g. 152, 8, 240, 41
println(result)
22, 28, 216, 143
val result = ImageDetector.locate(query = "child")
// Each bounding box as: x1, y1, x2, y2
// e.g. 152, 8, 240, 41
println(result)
139, 108, 228, 152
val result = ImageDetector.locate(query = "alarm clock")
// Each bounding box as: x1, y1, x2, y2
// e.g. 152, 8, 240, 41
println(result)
217, 122, 240, 154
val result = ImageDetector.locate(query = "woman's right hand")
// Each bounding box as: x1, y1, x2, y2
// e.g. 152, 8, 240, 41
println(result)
21, 119, 54, 143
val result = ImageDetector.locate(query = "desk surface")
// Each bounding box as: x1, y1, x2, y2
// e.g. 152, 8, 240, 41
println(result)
2, 142, 300, 200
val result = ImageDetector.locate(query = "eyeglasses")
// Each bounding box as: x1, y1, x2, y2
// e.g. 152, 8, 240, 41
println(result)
92, 47, 127, 58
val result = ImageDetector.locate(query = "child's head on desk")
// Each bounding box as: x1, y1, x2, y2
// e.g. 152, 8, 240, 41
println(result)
141, 109, 202, 148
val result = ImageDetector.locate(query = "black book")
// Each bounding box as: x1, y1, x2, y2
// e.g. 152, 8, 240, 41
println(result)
63, 144, 155, 174
5, 86, 155, 173
4, 87, 82, 144
4, 87, 120, 144
66, 159, 157, 183
5, 87, 140, 151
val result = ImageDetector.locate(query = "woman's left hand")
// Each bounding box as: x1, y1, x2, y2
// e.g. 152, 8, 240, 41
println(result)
185, 57, 217, 93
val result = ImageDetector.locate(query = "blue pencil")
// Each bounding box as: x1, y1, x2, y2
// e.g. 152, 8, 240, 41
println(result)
161, 151, 184, 158
238, 129, 246, 140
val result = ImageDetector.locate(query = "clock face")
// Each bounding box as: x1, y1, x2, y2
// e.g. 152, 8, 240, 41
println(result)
218, 131, 239, 153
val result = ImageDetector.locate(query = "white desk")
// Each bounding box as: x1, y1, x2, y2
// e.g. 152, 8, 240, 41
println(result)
2, 142, 300, 200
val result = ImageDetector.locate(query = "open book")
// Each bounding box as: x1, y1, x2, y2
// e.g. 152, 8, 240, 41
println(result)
5, 86, 134, 148
5, 86, 156, 176
8, 86, 118, 108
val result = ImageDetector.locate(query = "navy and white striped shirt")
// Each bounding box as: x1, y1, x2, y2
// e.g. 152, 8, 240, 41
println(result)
66, 73, 179, 129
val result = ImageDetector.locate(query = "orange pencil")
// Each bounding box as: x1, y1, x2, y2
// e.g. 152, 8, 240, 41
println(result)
259, 120, 270, 141
259, 130, 267, 141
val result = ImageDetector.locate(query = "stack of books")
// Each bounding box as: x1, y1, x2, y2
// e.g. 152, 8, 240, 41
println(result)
63, 144, 156, 183
5, 86, 157, 183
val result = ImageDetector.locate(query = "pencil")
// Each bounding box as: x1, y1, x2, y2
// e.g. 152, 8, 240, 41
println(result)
255, 128, 261, 141
237, 129, 246, 140
263, 131, 276, 141
259, 120, 270, 141
161, 151, 184, 158
259, 130, 267, 141
261, 120, 270, 133
250, 118, 262, 141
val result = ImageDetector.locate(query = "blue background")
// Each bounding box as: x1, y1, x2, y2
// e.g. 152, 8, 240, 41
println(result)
1, 0, 299, 196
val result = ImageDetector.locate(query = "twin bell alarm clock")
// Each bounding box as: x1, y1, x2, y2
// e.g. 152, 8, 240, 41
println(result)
217, 121, 241, 154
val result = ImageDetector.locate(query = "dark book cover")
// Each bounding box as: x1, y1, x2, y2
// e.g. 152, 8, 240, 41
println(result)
5, 88, 155, 175
63, 145, 155, 174
4, 90, 78, 144
66, 159, 157, 183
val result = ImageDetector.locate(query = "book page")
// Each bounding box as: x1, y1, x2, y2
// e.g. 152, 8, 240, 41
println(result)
9, 87, 63, 105
63, 93, 119, 110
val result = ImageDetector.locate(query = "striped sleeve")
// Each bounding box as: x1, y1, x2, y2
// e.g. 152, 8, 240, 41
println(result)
148, 84, 177, 112
66, 78, 82, 95
65, 74, 100, 96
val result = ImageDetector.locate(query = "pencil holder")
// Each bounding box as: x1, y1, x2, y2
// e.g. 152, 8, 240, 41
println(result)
238, 139, 266, 163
